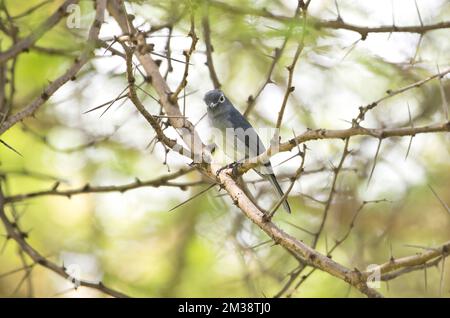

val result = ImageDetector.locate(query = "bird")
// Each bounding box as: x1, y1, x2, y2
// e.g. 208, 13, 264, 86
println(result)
203, 89, 291, 213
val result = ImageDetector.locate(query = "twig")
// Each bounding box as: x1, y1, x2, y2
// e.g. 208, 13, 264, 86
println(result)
0, 0, 79, 63
170, 11, 198, 102
275, 43, 303, 129
243, 3, 303, 117
0, 188, 129, 297
364, 241, 450, 276
0, 0, 105, 135
206, 1, 450, 38
5, 168, 195, 203
237, 122, 450, 174
202, 5, 221, 89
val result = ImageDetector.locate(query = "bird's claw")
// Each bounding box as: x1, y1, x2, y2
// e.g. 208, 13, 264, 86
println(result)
215, 165, 227, 177
216, 162, 242, 178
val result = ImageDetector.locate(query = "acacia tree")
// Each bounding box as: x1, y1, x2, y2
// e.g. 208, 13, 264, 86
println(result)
0, 0, 449, 297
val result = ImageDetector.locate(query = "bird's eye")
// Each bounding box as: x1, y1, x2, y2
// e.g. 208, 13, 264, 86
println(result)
218, 95, 225, 103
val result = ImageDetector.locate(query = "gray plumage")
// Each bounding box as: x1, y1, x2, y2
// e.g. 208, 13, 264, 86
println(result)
204, 89, 291, 214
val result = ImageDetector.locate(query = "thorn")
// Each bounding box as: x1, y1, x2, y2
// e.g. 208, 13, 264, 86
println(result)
167, 184, 215, 212
0, 140, 23, 157
414, 0, 424, 27
367, 138, 382, 188
405, 102, 414, 160
428, 184, 450, 215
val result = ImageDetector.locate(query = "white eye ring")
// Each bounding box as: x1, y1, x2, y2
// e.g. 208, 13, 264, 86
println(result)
218, 94, 225, 103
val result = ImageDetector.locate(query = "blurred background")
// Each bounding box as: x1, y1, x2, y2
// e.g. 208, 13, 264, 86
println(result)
0, 0, 449, 297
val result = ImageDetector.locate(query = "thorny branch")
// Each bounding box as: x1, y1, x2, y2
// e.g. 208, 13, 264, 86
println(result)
243, 2, 303, 118
104, 0, 450, 299
0, 0, 79, 64
170, 11, 199, 103
274, 4, 305, 129
0, 187, 128, 297
207, 0, 450, 38
0, 0, 104, 135
5, 167, 197, 203
0, 0, 130, 298
201, 4, 221, 89
237, 121, 450, 175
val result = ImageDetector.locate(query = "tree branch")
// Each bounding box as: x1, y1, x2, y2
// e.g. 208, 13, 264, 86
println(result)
0, 187, 129, 298
107, 0, 206, 162
214, 165, 383, 298
207, 1, 450, 38
365, 241, 450, 277
4, 168, 196, 203
202, 6, 221, 89
0, 0, 79, 64
0, 0, 105, 136
238, 122, 450, 174
318, 19, 450, 39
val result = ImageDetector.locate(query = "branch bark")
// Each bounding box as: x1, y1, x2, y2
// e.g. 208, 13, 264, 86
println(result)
0, 0, 104, 136
237, 122, 450, 174
214, 164, 383, 298
0, 0, 79, 64
365, 241, 450, 276
102, 0, 450, 298
106, 0, 206, 163
0, 3, 129, 298
0, 187, 128, 297
207, 1, 450, 37
5, 167, 196, 203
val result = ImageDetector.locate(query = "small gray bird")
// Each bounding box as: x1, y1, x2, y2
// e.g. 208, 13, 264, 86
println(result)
203, 89, 291, 213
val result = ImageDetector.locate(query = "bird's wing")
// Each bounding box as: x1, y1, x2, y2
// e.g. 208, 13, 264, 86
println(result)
227, 108, 266, 158
224, 108, 273, 175
223, 106, 290, 213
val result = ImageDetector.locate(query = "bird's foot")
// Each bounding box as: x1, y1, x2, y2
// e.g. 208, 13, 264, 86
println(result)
215, 163, 230, 177
229, 161, 243, 178
216, 161, 242, 178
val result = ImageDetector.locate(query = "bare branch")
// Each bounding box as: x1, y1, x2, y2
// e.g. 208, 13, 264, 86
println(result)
170, 11, 199, 102
0, 0, 106, 136
107, 0, 206, 161
238, 122, 450, 174
365, 241, 450, 276
214, 165, 383, 298
202, 5, 221, 89
0, 0, 79, 64
0, 188, 129, 297
5, 168, 196, 203
207, 1, 450, 38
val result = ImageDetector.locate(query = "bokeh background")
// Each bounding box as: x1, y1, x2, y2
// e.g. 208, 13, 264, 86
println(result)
0, 0, 449, 297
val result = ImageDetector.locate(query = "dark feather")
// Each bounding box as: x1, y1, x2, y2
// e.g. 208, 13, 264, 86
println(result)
205, 89, 292, 213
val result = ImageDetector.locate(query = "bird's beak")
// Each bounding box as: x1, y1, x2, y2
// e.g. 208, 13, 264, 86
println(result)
209, 102, 216, 108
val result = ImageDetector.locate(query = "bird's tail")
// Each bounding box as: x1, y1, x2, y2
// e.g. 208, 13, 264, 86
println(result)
267, 173, 291, 214
256, 163, 291, 214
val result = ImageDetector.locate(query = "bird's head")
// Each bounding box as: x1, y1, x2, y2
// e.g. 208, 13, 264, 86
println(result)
204, 89, 227, 109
